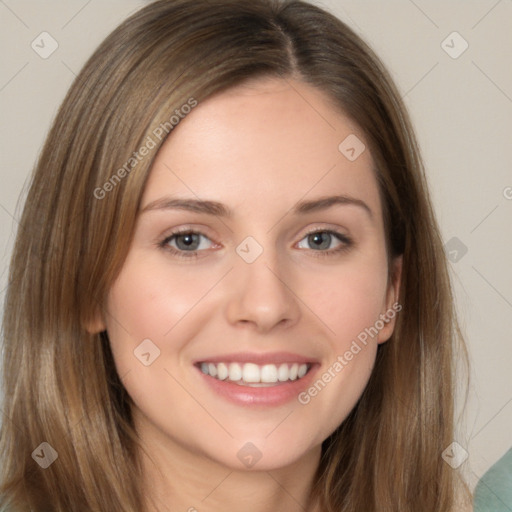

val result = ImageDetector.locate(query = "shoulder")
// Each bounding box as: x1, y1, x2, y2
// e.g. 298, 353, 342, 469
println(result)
474, 447, 512, 512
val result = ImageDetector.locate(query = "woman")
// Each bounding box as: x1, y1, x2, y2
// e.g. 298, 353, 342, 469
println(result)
0, 0, 471, 510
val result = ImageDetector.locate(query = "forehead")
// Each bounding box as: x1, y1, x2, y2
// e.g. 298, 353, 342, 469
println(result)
142, 77, 381, 221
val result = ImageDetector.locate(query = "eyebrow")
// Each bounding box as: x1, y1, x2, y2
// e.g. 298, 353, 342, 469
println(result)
141, 194, 372, 218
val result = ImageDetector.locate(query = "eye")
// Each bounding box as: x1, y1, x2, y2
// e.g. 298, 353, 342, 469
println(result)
159, 230, 215, 257
296, 229, 352, 255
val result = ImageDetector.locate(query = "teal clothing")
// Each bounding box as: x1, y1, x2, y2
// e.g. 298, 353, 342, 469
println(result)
475, 448, 512, 511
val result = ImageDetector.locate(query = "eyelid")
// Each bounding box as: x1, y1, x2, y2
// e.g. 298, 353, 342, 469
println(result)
299, 225, 351, 240
296, 224, 352, 244
295, 227, 353, 255
158, 227, 219, 259
158, 225, 353, 259
159, 225, 217, 244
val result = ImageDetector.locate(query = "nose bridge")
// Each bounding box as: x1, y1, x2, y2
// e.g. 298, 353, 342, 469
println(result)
224, 236, 301, 331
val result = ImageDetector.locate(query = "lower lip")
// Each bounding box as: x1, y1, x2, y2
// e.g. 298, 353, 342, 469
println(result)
195, 364, 319, 407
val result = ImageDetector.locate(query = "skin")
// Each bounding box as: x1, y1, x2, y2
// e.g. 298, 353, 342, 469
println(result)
92, 77, 402, 512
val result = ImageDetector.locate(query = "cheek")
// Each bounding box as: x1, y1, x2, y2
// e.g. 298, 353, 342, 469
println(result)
300, 254, 389, 346
105, 254, 220, 364
103, 256, 212, 424
290, 254, 388, 433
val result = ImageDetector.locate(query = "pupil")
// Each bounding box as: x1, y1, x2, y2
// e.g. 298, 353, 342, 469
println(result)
177, 233, 199, 250
309, 232, 330, 250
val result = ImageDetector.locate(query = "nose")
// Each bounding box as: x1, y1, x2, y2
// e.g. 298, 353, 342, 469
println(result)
224, 251, 301, 333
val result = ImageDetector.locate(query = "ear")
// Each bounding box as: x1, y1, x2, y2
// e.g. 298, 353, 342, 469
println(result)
377, 255, 403, 344
84, 307, 107, 335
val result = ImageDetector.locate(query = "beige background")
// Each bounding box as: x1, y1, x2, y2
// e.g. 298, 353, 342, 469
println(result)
1, 0, 511, 491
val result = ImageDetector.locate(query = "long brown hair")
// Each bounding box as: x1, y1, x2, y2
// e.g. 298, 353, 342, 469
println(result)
0, 0, 470, 510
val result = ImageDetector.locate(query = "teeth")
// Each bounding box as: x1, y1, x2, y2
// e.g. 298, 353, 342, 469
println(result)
298, 364, 308, 378
217, 362, 229, 380
242, 363, 260, 383
261, 364, 278, 383
208, 363, 217, 377
199, 361, 310, 385
277, 363, 289, 381
228, 362, 242, 381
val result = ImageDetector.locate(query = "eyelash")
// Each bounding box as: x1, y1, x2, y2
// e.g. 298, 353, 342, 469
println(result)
158, 227, 353, 260
298, 228, 353, 258
158, 228, 213, 260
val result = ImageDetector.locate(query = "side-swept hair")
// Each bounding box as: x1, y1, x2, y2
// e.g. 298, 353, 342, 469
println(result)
0, 1, 469, 510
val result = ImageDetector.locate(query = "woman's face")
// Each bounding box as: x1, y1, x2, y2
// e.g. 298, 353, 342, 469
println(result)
99, 77, 401, 471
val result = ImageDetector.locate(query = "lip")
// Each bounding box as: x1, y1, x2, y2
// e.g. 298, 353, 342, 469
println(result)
194, 360, 320, 407
193, 351, 318, 365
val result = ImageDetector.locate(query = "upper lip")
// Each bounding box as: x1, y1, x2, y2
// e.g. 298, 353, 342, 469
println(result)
194, 351, 318, 365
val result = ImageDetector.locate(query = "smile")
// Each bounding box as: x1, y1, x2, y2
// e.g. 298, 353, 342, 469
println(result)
198, 361, 311, 387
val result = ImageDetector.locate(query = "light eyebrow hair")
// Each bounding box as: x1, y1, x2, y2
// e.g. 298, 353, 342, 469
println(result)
293, 195, 372, 217
141, 197, 232, 217
140, 194, 372, 218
